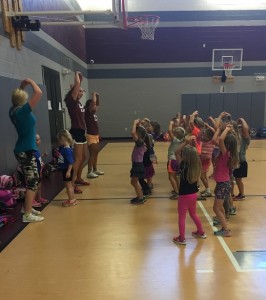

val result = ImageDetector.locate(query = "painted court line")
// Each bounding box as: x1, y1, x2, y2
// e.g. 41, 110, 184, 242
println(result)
197, 201, 242, 273
196, 270, 214, 273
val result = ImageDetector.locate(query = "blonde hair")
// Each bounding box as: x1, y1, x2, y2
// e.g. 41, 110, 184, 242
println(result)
181, 145, 201, 184
173, 127, 185, 140
57, 130, 74, 146
12, 89, 28, 107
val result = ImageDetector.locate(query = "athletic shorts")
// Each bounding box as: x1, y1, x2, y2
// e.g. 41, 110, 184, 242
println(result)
233, 161, 248, 178
145, 165, 155, 179
69, 128, 87, 144
167, 160, 180, 174
130, 162, 145, 179
200, 159, 211, 173
15, 151, 39, 192
86, 134, 100, 145
61, 169, 73, 182
214, 181, 231, 202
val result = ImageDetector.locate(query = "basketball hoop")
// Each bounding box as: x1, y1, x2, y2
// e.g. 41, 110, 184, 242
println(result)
223, 63, 235, 77
127, 15, 160, 40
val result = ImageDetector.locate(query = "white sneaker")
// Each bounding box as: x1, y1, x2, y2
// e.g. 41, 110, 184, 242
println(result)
94, 170, 104, 175
23, 213, 44, 223
87, 172, 98, 179
21, 208, 42, 216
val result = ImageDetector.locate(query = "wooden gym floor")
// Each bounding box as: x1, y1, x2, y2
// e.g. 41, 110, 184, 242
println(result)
1, 140, 266, 300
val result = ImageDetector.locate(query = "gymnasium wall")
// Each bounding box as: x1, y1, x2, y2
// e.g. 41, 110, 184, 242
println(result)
0, 0, 88, 173
85, 9, 266, 137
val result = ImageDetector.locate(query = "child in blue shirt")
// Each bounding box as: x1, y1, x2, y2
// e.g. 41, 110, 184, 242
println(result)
57, 130, 76, 207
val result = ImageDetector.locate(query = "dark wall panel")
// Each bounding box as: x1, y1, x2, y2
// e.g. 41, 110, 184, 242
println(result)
182, 92, 265, 130
182, 94, 196, 116
0, 76, 51, 174
250, 92, 265, 130
223, 93, 238, 120
209, 94, 224, 117
196, 94, 210, 121
237, 93, 252, 125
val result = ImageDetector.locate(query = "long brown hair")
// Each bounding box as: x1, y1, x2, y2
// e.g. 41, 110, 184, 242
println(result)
181, 145, 201, 184
224, 133, 239, 169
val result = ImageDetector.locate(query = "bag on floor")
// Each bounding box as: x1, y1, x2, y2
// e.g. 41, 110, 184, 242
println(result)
0, 175, 14, 189
0, 215, 16, 229
0, 189, 17, 209
258, 127, 266, 137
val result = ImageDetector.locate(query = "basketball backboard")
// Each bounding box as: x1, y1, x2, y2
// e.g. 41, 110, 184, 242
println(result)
212, 49, 243, 71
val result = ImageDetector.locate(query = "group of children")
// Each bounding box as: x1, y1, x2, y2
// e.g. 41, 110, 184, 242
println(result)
130, 111, 250, 245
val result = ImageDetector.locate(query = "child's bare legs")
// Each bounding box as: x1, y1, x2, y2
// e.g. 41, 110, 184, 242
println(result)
131, 177, 143, 199
147, 177, 153, 189
35, 183, 41, 202
235, 177, 244, 195
65, 182, 75, 202
213, 199, 229, 231
200, 172, 208, 189
169, 173, 178, 193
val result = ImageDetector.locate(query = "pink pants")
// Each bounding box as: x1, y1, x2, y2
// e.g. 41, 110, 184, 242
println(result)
178, 193, 204, 240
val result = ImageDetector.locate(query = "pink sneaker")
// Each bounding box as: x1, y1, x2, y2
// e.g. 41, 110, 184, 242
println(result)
32, 200, 42, 208
192, 231, 207, 239
173, 236, 186, 245
38, 197, 49, 204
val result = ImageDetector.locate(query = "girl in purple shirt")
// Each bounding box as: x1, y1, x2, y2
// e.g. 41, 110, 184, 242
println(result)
130, 119, 150, 205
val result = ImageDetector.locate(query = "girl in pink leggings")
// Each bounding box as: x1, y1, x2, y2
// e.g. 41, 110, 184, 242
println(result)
173, 139, 206, 245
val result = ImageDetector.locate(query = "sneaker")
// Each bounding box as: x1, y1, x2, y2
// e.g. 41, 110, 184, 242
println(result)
62, 200, 78, 207
214, 229, 231, 237
21, 208, 42, 216
38, 197, 49, 204
169, 192, 179, 200
130, 197, 145, 205
94, 170, 104, 176
75, 179, 90, 186
74, 185, 83, 194
213, 218, 221, 226
201, 191, 212, 197
173, 236, 186, 245
192, 231, 207, 239
87, 172, 98, 179
234, 194, 246, 201
23, 213, 44, 223
32, 200, 42, 208
229, 207, 237, 215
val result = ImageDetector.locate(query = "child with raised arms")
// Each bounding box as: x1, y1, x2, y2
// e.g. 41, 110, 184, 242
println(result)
130, 119, 149, 205
173, 136, 206, 245
212, 124, 239, 236
167, 120, 185, 199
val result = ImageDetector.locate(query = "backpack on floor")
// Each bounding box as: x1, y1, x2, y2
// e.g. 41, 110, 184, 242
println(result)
0, 189, 17, 209
0, 175, 14, 189
0, 215, 16, 229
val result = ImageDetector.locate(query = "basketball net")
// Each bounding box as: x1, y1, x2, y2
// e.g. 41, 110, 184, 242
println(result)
128, 15, 160, 40
223, 63, 235, 77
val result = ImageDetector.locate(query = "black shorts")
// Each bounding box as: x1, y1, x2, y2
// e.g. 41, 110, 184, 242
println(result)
130, 162, 145, 179
15, 150, 39, 191
61, 169, 73, 182
69, 128, 87, 144
233, 161, 248, 178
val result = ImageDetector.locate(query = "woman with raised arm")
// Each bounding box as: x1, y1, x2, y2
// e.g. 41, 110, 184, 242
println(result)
9, 78, 44, 223
64, 72, 89, 194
